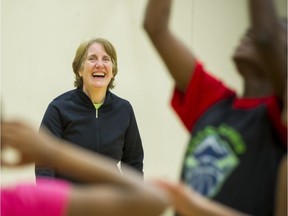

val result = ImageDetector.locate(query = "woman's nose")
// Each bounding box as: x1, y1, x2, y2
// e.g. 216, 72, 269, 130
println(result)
95, 61, 103, 68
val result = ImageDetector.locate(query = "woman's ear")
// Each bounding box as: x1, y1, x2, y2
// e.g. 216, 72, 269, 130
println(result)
78, 70, 83, 77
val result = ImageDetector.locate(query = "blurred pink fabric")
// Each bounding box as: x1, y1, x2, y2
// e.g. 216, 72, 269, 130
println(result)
1, 178, 71, 216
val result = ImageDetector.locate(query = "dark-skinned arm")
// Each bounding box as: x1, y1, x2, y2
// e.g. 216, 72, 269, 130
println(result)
143, 0, 196, 92
249, 0, 287, 100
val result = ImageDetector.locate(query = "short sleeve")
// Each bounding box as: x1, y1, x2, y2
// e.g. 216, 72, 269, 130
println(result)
171, 60, 235, 131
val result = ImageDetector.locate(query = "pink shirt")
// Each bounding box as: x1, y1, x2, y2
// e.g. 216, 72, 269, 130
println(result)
1, 178, 71, 216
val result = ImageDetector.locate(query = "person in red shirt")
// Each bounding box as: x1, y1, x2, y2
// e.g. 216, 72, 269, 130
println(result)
143, 0, 287, 215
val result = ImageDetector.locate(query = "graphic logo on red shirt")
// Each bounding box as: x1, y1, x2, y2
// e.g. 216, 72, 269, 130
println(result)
182, 124, 246, 197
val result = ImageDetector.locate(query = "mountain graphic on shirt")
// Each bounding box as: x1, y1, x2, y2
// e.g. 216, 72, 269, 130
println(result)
183, 134, 239, 197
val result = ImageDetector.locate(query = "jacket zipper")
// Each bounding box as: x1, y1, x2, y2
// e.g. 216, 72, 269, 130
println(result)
96, 108, 98, 118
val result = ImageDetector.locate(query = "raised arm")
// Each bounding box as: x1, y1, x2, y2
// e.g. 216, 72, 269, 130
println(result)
249, 0, 287, 100
143, 0, 196, 92
274, 154, 287, 216
1, 120, 170, 216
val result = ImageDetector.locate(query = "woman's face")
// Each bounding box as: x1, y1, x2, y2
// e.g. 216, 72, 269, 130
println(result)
79, 42, 113, 92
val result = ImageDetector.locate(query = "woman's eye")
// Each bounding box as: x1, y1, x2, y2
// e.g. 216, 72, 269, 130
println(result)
88, 57, 96, 62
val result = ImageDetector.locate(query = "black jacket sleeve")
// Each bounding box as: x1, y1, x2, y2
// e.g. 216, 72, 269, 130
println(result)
35, 102, 63, 179
121, 103, 144, 178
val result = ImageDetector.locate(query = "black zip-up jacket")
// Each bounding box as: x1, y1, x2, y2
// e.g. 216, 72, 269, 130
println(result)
35, 88, 144, 182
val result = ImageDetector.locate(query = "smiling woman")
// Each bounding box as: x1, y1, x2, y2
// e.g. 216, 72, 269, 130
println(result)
35, 37, 144, 183
73, 38, 118, 93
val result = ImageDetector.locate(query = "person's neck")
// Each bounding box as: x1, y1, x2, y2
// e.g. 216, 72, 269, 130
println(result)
83, 87, 107, 104
242, 81, 272, 97
242, 72, 273, 97
236, 61, 273, 97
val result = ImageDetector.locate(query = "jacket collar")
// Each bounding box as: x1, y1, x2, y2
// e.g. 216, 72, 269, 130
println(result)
75, 87, 114, 107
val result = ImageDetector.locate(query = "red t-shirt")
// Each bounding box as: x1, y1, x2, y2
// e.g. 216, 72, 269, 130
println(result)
170, 60, 287, 216
171, 60, 287, 145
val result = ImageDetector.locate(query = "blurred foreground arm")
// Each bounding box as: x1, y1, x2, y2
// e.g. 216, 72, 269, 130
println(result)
275, 155, 287, 216
1, 120, 170, 216
154, 180, 248, 216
